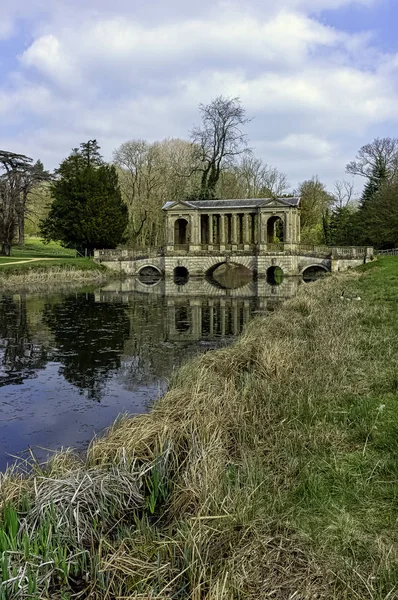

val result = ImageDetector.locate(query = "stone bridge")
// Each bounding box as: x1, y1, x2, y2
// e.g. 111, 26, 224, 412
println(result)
94, 244, 373, 279
94, 196, 373, 279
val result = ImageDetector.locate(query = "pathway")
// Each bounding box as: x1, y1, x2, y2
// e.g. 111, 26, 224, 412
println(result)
0, 257, 61, 267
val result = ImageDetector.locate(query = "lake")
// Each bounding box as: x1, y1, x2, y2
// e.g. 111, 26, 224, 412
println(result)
0, 275, 300, 470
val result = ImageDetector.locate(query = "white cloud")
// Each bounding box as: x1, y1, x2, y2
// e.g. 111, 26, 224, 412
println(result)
0, 0, 396, 189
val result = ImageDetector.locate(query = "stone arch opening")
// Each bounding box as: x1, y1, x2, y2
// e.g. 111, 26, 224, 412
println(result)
267, 216, 284, 243
302, 264, 329, 282
174, 218, 189, 245
137, 265, 162, 285
266, 266, 284, 285
138, 265, 162, 277
173, 265, 189, 285
206, 262, 253, 290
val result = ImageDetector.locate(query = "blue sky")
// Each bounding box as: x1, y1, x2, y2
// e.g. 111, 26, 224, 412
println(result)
0, 0, 397, 193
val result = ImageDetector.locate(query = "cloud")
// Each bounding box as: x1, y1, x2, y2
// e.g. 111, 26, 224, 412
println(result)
0, 0, 396, 189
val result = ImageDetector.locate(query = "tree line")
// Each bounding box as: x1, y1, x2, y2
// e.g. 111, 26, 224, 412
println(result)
1, 96, 397, 254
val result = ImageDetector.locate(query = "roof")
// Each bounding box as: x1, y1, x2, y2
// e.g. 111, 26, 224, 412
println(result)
162, 197, 300, 211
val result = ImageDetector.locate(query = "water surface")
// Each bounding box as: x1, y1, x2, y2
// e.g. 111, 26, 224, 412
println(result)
0, 276, 299, 470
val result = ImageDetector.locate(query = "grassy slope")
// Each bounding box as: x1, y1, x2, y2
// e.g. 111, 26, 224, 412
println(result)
0, 238, 106, 284
1, 257, 398, 599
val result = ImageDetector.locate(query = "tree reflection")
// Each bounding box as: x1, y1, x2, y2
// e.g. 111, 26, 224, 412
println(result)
43, 293, 130, 401
0, 295, 47, 386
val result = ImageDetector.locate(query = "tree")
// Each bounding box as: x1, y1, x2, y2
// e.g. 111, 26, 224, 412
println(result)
296, 177, 333, 244
233, 156, 289, 198
114, 138, 200, 247
346, 137, 398, 180
190, 96, 251, 199
41, 140, 128, 253
0, 152, 51, 252
363, 177, 398, 248
332, 180, 355, 209
0, 151, 32, 255
15, 159, 52, 245
329, 205, 359, 246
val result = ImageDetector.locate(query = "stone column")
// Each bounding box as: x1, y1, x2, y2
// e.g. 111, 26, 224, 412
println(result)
208, 214, 213, 245
297, 212, 301, 242
243, 213, 251, 245
220, 214, 226, 245
258, 212, 265, 244
232, 214, 238, 245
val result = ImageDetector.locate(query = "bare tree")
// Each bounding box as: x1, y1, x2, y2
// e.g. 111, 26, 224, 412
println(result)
190, 96, 251, 199
233, 156, 289, 198
296, 177, 333, 243
0, 152, 51, 251
332, 180, 355, 209
346, 137, 398, 179
0, 151, 32, 255
16, 160, 51, 244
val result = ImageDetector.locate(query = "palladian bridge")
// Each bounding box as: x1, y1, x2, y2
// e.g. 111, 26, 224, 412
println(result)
94, 197, 374, 280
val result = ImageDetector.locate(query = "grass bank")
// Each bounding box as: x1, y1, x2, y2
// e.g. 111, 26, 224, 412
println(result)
0, 238, 109, 289
1, 258, 398, 599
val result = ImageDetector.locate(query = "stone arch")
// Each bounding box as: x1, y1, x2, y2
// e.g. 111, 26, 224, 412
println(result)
174, 217, 189, 245
137, 264, 163, 276
301, 264, 329, 281
301, 263, 329, 275
266, 215, 285, 243
205, 260, 254, 276
203, 256, 256, 276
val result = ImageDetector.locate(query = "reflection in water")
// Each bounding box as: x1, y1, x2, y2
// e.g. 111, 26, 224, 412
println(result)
0, 295, 48, 387
210, 263, 253, 290
42, 294, 130, 401
0, 276, 299, 470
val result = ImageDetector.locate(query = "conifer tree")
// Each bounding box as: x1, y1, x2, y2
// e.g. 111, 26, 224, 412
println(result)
41, 141, 128, 254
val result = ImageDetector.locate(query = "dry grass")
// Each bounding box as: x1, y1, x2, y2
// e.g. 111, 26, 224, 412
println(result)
1, 260, 398, 599
0, 265, 109, 291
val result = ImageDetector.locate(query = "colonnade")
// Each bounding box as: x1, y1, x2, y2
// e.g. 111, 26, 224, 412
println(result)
200, 213, 258, 245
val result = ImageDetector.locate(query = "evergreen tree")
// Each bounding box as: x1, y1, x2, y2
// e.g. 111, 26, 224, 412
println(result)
329, 205, 359, 246
356, 157, 388, 244
40, 140, 128, 253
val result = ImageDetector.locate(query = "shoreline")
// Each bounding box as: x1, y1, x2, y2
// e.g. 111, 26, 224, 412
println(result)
1, 257, 398, 599
0, 263, 114, 291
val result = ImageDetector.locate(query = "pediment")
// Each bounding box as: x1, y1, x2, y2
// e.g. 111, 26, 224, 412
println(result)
261, 199, 288, 208
162, 200, 196, 211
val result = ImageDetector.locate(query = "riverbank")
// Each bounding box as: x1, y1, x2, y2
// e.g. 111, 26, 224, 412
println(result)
1, 257, 398, 599
0, 261, 109, 290
0, 238, 110, 289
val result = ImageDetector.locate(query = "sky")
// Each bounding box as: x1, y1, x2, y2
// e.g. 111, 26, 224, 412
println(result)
0, 0, 397, 193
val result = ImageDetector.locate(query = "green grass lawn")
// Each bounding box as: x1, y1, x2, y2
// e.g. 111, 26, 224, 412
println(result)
0, 238, 103, 273
11, 237, 77, 258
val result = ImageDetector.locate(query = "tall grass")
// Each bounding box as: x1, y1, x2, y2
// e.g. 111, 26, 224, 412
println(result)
1, 259, 398, 598
0, 265, 109, 291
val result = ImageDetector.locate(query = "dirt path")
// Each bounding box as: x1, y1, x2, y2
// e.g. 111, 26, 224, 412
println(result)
0, 257, 61, 267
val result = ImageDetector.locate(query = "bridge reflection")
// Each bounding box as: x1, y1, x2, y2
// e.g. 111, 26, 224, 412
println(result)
96, 276, 299, 344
